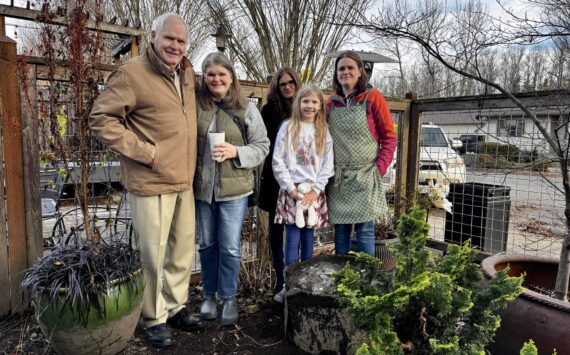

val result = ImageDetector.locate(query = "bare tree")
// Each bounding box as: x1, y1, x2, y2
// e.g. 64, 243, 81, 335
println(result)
499, 0, 570, 42
521, 46, 548, 91
356, 0, 570, 301
202, 0, 373, 83
105, 0, 210, 60
374, 37, 410, 97
547, 37, 570, 89
499, 46, 526, 92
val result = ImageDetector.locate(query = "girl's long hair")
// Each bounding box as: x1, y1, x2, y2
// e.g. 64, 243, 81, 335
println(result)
198, 52, 244, 110
286, 85, 328, 156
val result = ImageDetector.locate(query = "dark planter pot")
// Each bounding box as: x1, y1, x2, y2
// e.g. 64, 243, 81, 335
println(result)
285, 255, 369, 354
481, 255, 570, 355
33, 269, 144, 355
350, 235, 398, 271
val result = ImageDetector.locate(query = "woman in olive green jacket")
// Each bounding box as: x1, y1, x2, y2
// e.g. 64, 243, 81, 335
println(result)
194, 52, 269, 326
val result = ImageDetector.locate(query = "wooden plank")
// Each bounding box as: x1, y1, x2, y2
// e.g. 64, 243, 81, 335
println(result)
390, 99, 412, 219
416, 90, 570, 112
405, 93, 422, 210
240, 83, 269, 99
130, 37, 138, 58
387, 100, 411, 112
397, 97, 411, 217
0, 90, 11, 317
26, 56, 117, 71
0, 37, 27, 313
0, 4, 145, 37
32, 56, 116, 81
21, 64, 42, 266
0, 15, 5, 37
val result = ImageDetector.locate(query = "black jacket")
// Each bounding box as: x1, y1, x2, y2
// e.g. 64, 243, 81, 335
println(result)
259, 96, 291, 213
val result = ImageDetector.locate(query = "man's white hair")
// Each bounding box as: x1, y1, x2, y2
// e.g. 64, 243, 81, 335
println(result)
151, 13, 188, 34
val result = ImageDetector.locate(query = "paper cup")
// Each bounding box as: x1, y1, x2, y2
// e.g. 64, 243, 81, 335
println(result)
208, 131, 225, 162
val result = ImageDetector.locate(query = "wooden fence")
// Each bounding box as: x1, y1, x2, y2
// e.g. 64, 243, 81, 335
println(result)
0, 35, 40, 316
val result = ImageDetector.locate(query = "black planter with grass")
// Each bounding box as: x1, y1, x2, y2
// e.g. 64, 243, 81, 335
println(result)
22, 241, 143, 355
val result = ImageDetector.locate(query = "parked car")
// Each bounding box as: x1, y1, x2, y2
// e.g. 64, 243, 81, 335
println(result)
383, 123, 466, 194
40, 161, 122, 199
457, 134, 486, 154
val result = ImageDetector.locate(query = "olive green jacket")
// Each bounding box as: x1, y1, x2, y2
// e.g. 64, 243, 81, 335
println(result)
194, 99, 269, 202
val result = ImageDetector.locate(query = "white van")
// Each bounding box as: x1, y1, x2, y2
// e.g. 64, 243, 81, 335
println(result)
383, 123, 466, 193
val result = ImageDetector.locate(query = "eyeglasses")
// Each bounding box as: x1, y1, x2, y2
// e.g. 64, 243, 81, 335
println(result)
279, 80, 295, 88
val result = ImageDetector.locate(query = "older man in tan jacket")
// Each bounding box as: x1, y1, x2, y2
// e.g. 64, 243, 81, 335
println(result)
90, 13, 201, 348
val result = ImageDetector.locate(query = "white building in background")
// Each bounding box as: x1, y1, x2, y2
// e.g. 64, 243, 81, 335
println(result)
423, 109, 569, 156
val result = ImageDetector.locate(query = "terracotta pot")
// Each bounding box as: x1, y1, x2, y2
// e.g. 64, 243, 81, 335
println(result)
481, 255, 570, 355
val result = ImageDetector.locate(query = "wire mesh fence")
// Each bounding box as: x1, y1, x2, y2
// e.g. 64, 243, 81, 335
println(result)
415, 102, 568, 258
36, 83, 570, 271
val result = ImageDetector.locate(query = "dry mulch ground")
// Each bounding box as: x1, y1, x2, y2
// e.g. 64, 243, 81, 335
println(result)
0, 287, 307, 355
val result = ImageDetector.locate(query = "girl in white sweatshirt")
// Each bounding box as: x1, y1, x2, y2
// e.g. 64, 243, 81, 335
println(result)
272, 85, 334, 272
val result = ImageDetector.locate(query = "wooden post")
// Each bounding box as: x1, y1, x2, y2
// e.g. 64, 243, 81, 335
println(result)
0, 93, 10, 317
130, 36, 138, 58
0, 16, 5, 37
0, 36, 27, 313
404, 92, 422, 210
397, 96, 411, 212
386, 98, 412, 221
21, 63, 42, 266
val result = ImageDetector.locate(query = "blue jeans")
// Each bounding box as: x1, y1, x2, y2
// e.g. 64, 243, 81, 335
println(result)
284, 225, 314, 266
334, 221, 375, 256
196, 197, 248, 299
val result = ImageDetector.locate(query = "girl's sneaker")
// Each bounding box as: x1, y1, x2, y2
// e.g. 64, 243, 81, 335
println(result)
273, 287, 286, 304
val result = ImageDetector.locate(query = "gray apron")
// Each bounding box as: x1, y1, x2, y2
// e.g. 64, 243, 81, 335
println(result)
326, 90, 388, 224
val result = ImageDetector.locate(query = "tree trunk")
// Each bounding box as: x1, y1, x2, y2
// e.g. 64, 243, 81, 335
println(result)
554, 158, 570, 301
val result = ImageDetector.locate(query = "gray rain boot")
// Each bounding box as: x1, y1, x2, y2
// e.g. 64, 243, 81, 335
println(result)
200, 295, 217, 320
220, 298, 239, 325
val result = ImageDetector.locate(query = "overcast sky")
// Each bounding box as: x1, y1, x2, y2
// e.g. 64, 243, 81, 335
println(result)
1, 0, 542, 77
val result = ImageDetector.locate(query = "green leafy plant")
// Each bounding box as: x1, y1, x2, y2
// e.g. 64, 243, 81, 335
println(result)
518, 340, 557, 355
520, 340, 538, 355
334, 205, 524, 354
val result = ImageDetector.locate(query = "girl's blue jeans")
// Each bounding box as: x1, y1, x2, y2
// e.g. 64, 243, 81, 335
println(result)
284, 225, 314, 266
334, 221, 375, 256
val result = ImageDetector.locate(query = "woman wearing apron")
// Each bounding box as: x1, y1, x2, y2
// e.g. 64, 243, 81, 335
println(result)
326, 50, 397, 256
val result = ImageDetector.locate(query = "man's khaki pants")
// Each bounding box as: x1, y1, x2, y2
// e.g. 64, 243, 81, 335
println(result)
129, 189, 195, 328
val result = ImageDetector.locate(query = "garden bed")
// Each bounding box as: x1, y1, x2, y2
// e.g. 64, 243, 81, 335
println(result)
0, 286, 306, 355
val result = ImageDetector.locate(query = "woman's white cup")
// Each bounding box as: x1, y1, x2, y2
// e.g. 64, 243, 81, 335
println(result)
208, 131, 225, 162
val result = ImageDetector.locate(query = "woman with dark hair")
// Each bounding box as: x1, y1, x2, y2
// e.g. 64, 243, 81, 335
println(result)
195, 52, 269, 325
326, 50, 397, 256
259, 68, 301, 304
